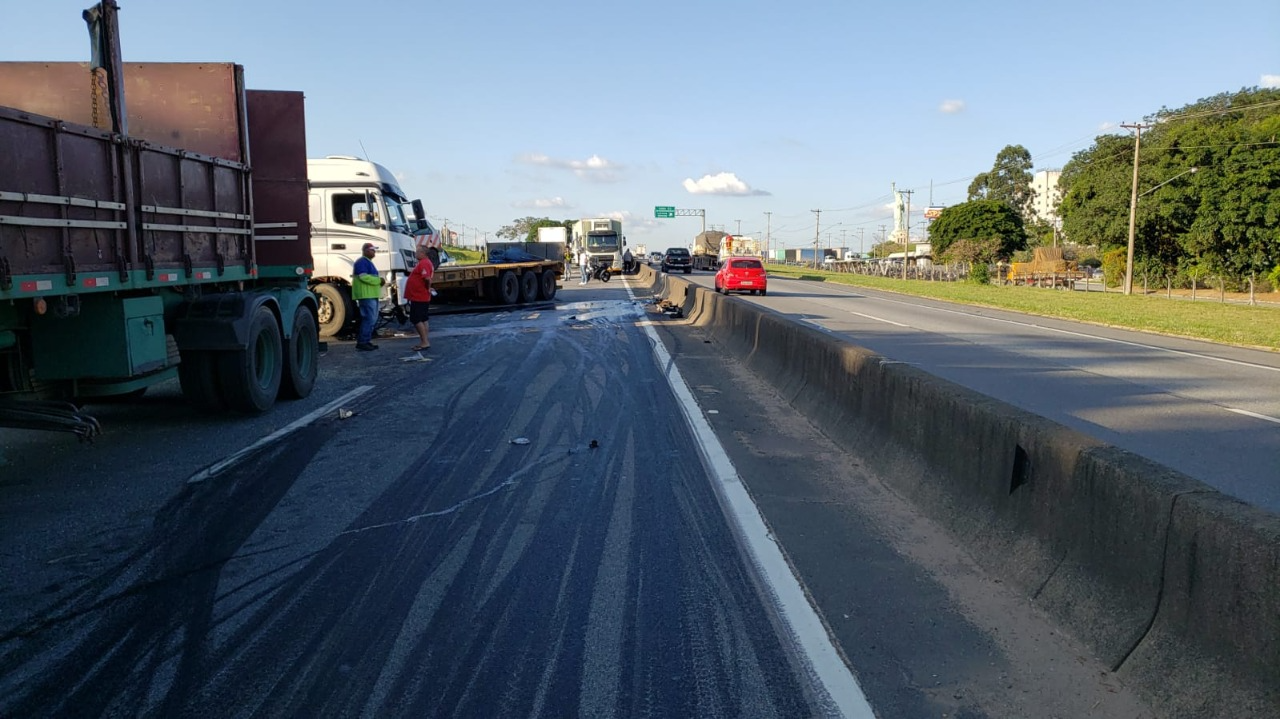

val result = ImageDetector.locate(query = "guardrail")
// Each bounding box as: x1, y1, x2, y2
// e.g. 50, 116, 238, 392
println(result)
654, 274, 1280, 719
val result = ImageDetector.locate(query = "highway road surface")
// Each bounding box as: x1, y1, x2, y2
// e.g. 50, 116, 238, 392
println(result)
683, 272, 1280, 513
0, 278, 1156, 718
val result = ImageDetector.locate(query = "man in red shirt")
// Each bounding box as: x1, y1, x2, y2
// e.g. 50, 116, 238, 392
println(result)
404, 245, 434, 351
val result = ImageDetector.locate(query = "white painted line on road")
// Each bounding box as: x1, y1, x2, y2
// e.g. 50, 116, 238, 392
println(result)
627, 286, 874, 719
187, 386, 374, 484
1226, 407, 1280, 425
842, 309, 909, 327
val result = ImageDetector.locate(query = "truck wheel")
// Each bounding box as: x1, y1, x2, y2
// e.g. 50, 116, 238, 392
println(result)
178, 349, 226, 411
497, 270, 520, 304
519, 271, 539, 303
218, 306, 283, 413
684, 268, 692, 274
280, 305, 319, 400
538, 270, 558, 300
314, 283, 352, 338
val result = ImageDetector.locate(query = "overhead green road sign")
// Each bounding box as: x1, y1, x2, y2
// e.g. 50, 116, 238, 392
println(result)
655, 206, 676, 218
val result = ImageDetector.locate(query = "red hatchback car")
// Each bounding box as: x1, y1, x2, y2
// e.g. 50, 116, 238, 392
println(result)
714, 256, 768, 295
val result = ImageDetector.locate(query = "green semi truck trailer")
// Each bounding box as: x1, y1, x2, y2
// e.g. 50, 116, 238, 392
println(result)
0, 1, 319, 435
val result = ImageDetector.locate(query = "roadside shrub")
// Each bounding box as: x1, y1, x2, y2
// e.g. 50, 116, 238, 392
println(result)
968, 262, 992, 284
1101, 248, 1127, 288
1267, 265, 1280, 292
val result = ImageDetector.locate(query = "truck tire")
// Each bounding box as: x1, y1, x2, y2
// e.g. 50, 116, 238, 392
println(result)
684, 268, 692, 274
497, 270, 520, 304
218, 306, 283, 413
314, 283, 352, 338
280, 305, 319, 400
178, 349, 226, 411
519, 270, 539, 303
538, 270, 557, 300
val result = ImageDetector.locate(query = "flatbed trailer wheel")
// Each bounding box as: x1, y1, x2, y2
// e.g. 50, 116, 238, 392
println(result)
538, 270, 557, 300
219, 306, 283, 413
497, 270, 520, 304
519, 271, 539, 303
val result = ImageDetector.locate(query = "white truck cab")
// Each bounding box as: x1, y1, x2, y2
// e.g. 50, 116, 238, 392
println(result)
307, 156, 426, 337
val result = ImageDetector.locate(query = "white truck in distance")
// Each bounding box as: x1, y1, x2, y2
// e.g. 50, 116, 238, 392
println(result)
307, 156, 425, 337
571, 218, 625, 274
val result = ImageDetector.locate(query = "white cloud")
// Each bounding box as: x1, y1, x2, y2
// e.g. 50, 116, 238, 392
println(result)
1099, 121, 1119, 132
514, 196, 571, 210
516, 152, 621, 182
1262, 74, 1280, 88
682, 172, 770, 196
939, 99, 966, 114
598, 210, 632, 223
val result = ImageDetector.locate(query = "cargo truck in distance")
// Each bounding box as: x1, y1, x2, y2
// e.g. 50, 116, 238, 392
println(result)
571, 218, 626, 275
0, 1, 319, 431
692, 229, 729, 270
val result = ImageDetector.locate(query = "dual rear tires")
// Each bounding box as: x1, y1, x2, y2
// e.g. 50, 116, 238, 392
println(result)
178, 304, 318, 414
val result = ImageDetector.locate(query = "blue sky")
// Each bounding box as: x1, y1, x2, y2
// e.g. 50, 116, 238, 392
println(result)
5, 0, 1278, 252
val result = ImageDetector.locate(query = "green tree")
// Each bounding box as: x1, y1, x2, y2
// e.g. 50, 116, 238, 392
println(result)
496, 217, 549, 241
968, 145, 1036, 220
967, 172, 990, 201
522, 218, 573, 243
927, 200, 1028, 259
1059, 133, 1135, 248
1059, 87, 1280, 288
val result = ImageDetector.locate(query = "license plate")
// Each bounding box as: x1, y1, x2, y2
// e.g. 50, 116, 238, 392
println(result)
740, 280, 754, 286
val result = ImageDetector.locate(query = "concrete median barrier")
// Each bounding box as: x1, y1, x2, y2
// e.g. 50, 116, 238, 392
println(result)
659, 278, 1280, 717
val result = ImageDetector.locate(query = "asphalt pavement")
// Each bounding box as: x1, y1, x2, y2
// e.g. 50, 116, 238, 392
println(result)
0, 276, 1157, 718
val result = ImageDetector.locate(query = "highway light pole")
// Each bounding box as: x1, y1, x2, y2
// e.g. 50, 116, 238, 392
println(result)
812, 209, 821, 269
901, 189, 913, 280
764, 211, 772, 262
1121, 123, 1149, 296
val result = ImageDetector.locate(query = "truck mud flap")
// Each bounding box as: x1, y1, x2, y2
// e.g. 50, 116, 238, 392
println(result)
172, 292, 279, 351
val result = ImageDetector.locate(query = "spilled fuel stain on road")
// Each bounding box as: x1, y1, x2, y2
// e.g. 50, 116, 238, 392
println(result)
0, 299, 833, 718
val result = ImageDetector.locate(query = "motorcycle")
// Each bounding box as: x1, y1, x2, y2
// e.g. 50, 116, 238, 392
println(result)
588, 257, 612, 283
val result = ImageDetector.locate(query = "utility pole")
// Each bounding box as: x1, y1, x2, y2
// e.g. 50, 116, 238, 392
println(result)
812, 209, 821, 268
840, 228, 847, 257
764, 211, 772, 262
1122, 123, 1149, 296
735, 219, 742, 236
877, 225, 886, 258
858, 228, 865, 258
900, 189, 914, 280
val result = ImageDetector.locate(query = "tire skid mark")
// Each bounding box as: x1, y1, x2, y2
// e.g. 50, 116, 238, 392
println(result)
3, 302, 827, 717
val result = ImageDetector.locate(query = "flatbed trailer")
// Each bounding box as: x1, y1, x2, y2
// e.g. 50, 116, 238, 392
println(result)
433, 259, 564, 304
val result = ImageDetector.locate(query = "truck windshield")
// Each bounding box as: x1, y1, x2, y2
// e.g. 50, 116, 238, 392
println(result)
587, 233, 619, 251
383, 199, 411, 236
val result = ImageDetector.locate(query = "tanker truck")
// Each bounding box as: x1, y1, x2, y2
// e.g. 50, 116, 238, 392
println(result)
0, 1, 319, 434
